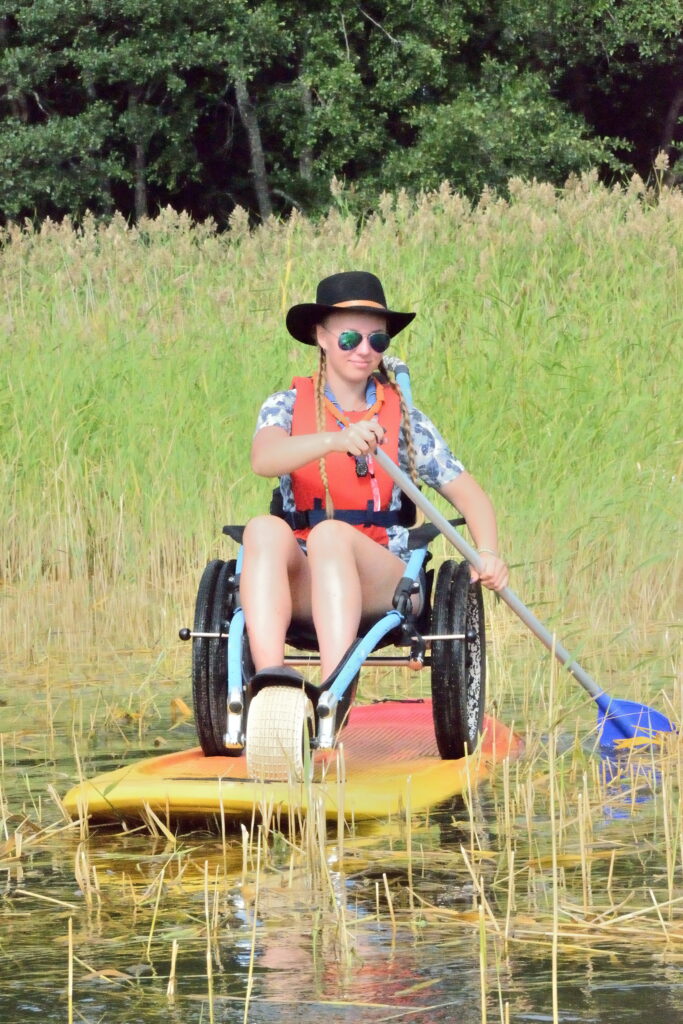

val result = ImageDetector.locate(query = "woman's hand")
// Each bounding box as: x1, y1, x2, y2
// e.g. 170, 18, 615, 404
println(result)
439, 473, 509, 593
470, 552, 509, 592
335, 420, 385, 456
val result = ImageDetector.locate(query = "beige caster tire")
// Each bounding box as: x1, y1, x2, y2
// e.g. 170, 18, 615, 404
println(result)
246, 687, 314, 782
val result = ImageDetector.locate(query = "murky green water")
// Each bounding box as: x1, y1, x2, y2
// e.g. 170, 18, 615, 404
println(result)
1, 639, 682, 1024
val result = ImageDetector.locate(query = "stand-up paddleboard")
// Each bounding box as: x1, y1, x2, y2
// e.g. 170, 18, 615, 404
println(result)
63, 700, 523, 824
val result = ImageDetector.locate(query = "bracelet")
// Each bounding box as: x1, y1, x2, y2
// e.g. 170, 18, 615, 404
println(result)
477, 548, 498, 558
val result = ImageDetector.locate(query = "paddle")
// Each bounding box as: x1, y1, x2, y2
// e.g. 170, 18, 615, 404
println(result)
373, 447, 676, 748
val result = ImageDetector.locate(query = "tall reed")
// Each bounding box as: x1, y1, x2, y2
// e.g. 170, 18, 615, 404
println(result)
1, 178, 680, 703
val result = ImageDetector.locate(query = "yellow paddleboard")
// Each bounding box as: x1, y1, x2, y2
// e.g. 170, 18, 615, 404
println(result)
63, 700, 523, 823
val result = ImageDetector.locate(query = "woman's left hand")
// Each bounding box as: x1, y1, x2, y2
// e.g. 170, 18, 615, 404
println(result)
470, 553, 509, 592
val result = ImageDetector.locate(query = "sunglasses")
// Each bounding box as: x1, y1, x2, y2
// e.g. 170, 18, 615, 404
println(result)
325, 328, 392, 353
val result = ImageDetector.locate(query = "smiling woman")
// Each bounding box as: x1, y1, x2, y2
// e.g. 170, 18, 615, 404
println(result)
239, 270, 509, 684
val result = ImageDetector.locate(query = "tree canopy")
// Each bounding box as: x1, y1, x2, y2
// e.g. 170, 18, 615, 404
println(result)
0, 0, 680, 224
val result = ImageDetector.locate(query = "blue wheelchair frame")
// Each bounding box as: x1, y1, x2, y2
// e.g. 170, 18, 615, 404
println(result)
222, 544, 430, 751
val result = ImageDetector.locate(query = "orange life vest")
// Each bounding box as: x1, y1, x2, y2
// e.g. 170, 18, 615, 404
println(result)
289, 375, 403, 546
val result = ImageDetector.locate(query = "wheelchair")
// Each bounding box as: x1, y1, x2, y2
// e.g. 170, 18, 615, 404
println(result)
179, 358, 487, 780
179, 498, 487, 780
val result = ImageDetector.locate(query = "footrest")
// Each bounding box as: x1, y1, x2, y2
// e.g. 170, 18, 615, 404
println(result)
250, 665, 305, 695
249, 666, 325, 708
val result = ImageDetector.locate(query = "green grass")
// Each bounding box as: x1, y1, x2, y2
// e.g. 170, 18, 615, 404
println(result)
1, 177, 680, 706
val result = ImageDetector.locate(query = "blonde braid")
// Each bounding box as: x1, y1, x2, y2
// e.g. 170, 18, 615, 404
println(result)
380, 360, 419, 486
315, 349, 334, 517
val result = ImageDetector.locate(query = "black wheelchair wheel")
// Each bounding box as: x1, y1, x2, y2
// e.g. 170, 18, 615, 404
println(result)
192, 559, 224, 755
206, 559, 244, 756
430, 560, 486, 759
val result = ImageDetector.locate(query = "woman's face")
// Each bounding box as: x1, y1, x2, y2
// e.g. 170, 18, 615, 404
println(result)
315, 311, 388, 383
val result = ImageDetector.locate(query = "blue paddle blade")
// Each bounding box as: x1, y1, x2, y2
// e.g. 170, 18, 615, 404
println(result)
596, 692, 677, 748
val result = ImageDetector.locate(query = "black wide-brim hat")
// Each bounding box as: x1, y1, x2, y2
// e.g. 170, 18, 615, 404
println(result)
286, 271, 415, 345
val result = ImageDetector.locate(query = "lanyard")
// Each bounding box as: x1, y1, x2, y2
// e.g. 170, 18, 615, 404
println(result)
322, 377, 384, 512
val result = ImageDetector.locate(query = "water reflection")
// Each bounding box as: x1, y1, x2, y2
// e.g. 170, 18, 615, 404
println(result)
1, 646, 682, 1024
598, 747, 662, 820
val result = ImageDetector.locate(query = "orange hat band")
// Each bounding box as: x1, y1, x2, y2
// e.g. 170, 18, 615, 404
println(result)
332, 299, 387, 310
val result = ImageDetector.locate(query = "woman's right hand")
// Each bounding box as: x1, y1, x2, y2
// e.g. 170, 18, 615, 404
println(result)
336, 420, 385, 456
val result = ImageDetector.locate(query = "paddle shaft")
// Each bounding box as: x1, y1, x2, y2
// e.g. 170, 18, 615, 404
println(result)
374, 447, 603, 701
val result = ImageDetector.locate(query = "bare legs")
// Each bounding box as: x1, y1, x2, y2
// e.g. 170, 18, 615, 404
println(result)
240, 515, 312, 670
306, 520, 407, 677
240, 516, 407, 679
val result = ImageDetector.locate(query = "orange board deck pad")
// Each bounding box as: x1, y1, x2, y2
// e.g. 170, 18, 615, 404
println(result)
63, 699, 523, 823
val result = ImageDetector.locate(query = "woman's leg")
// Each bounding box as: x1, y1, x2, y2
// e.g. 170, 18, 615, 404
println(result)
240, 515, 312, 671
305, 520, 407, 679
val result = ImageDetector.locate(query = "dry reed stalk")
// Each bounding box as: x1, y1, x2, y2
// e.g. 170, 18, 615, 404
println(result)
648, 888, 673, 946
145, 864, 166, 960
219, 781, 228, 876
405, 776, 414, 915
166, 938, 179, 999
577, 790, 590, 913
606, 849, 616, 906
478, 900, 488, 1024
142, 802, 176, 846
210, 862, 221, 934
13, 888, 78, 910
504, 850, 515, 946
47, 783, 73, 825
240, 823, 249, 886
243, 826, 262, 1024
382, 872, 396, 932
204, 860, 215, 1024
660, 774, 676, 910
67, 916, 74, 1024
0, 783, 8, 843
459, 847, 499, 934
336, 742, 346, 867
462, 742, 479, 860
74, 842, 93, 910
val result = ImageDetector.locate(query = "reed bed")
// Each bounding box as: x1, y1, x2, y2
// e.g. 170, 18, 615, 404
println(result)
1, 689, 681, 1022
1, 175, 680, 685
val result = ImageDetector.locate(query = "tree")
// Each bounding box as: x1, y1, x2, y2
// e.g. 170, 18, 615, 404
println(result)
0, 0, 679, 224
0, 0, 287, 221
382, 61, 619, 197
490, 0, 683, 177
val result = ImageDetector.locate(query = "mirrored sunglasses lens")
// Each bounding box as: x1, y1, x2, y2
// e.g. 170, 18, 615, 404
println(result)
369, 332, 391, 353
338, 331, 363, 350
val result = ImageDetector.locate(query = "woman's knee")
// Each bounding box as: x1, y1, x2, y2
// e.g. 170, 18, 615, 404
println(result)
243, 514, 294, 551
306, 519, 356, 558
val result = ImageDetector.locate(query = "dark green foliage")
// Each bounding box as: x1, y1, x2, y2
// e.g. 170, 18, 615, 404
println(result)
0, 0, 680, 224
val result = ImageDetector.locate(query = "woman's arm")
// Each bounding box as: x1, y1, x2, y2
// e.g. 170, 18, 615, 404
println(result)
251, 421, 385, 477
439, 471, 509, 592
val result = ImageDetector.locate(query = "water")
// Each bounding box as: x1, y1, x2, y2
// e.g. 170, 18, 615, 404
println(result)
1, 640, 682, 1024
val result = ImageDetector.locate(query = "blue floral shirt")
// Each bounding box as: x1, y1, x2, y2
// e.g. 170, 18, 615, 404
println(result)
255, 388, 465, 561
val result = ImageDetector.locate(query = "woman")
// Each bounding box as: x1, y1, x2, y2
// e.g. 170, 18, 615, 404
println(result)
240, 271, 508, 684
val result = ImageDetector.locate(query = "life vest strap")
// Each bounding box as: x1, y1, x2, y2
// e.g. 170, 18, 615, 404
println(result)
283, 498, 403, 531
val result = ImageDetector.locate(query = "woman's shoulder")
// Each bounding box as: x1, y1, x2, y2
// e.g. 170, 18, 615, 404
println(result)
402, 405, 465, 485
255, 388, 296, 432
408, 404, 439, 433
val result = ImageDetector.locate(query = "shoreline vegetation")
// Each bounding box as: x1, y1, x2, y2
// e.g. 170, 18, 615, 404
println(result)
1, 174, 680, 719
0, 173, 681, 1024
